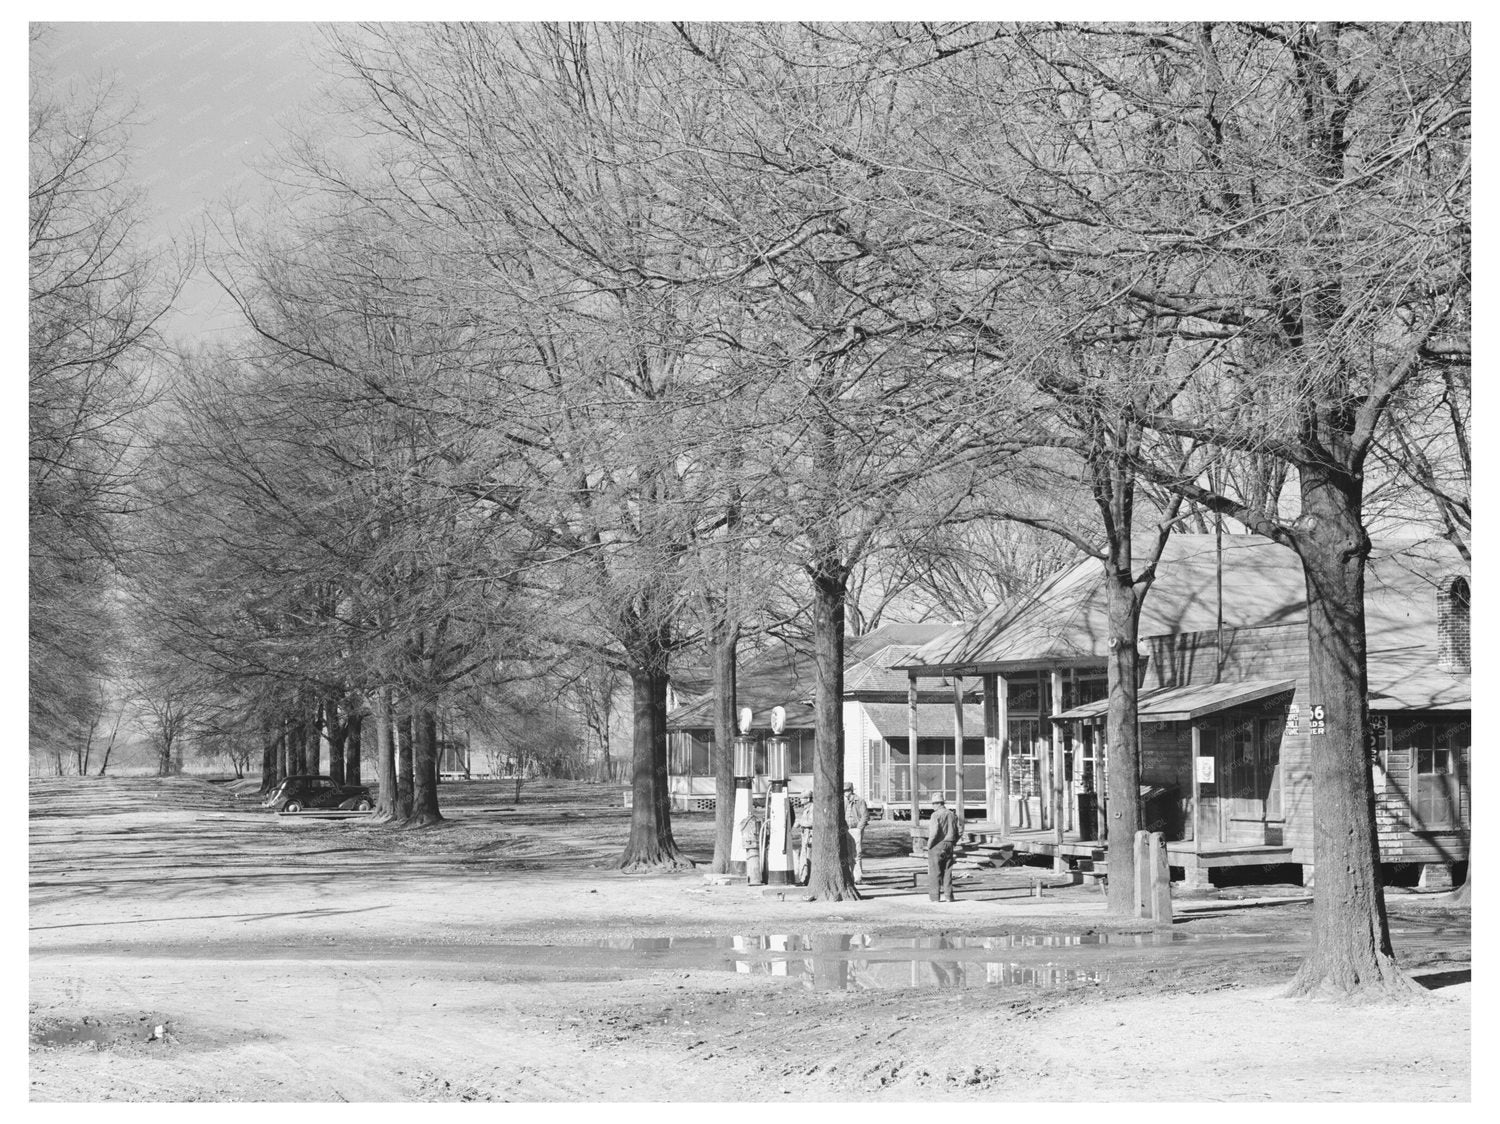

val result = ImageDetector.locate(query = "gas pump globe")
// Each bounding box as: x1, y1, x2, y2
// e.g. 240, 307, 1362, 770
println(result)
762, 706, 795, 885
728, 707, 757, 876
765, 736, 789, 782
732, 737, 756, 779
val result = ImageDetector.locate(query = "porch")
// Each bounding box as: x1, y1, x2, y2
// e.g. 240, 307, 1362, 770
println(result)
961, 822, 1295, 887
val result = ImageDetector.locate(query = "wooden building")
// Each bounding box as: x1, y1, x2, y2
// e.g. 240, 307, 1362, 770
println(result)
664, 623, 984, 813
898, 534, 1470, 887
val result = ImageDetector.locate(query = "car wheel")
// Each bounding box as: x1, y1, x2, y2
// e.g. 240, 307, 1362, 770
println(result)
354, 798, 373, 811
283, 800, 303, 814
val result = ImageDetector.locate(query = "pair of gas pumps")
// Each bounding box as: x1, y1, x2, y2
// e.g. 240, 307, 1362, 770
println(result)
730, 705, 796, 886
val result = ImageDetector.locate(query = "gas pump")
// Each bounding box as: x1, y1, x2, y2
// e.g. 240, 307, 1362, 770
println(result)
763, 706, 796, 885
730, 707, 755, 877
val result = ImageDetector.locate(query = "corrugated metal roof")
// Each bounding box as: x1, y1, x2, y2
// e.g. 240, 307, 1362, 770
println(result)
898, 535, 1469, 710
899, 534, 1307, 673
1057, 679, 1296, 722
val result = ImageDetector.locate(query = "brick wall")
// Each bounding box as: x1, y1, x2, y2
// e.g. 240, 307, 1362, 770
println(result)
1437, 576, 1470, 673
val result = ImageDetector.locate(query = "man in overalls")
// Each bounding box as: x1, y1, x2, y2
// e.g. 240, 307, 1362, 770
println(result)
925, 794, 960, 902
844, 782, 870, 882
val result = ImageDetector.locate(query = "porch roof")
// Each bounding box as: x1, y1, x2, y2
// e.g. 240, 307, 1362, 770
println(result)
861, 702, 986, 740
1055, 678, 1297, 722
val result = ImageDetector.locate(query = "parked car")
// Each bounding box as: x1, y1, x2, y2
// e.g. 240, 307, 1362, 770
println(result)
264, 775, 374, 814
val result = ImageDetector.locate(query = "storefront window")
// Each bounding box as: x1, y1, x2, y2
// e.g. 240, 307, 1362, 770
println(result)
1390, 715, 1467, 830
1258, 716, 1285, 818
1416, 746, 1456, 828
787, 731, 815, 774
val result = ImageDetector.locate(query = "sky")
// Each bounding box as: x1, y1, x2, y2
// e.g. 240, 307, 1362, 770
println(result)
33, 22, 335, 343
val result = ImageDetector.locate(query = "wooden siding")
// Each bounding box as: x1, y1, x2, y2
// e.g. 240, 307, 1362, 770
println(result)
1145, 624, 1470, 868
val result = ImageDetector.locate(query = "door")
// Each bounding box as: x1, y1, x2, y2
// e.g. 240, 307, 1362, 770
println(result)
1196, 725, 1221, 844
1214, 712, 1284, 846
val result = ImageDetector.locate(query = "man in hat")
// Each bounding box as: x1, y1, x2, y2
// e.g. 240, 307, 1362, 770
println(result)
794, 794, 815, 884
925, 794, 961, 902
844, 782, 870, 881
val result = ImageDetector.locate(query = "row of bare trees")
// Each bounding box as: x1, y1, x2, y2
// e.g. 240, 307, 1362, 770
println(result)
32, 22, 1466, 999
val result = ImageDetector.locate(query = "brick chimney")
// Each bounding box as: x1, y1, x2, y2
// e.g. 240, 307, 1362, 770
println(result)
1437, 576, 1470, 674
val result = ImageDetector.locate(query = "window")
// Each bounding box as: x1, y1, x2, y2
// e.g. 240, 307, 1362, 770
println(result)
669, 732, 712, 777
787, 731, 815, 774
1008, 718, 1041, 796
1258, 716, 1285, 818
1391, 716, 1467, 830
1064, 673, 1108, 711
1227, 717, 1256, 801
1416, 746, 1457, 828
1006, 674, 1041, 714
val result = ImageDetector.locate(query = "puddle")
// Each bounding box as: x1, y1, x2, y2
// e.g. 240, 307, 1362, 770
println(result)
32, 1020, 113, 1048
68, 922, 1466, 994
29, 1015, 151, 1049
714, 934, 1107, 989
579, 932, 1223, 989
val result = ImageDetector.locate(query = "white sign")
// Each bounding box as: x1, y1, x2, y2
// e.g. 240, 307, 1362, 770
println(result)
1310, 703, 1326, 736
1196, 756, 1215, 784
770, 705, 786, 735
737, 706, 753, 735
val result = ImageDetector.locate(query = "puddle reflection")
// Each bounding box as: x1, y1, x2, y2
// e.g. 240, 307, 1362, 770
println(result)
718, 933, 1107, 990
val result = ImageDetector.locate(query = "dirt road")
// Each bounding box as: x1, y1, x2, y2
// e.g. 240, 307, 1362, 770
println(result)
28, 777, 1470, 1102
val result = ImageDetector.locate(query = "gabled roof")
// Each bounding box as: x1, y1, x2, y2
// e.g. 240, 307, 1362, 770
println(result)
843, 625, 955, 693
860, 702, 986, 739
900, 534, 1307, 674
902, 531, 1470, 710
666, 622, 956, 732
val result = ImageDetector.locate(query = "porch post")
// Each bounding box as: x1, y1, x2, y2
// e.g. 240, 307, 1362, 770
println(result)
952, 676, 965, 822
1050, 668, 1066, 874
982, 674, 1000, 824
997, 674, 1010, 837
1190, 723, 1201, 846
907, 673, 921, 855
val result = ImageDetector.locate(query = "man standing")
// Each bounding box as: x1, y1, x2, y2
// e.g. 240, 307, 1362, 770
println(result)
794, 794, 815, 884
844, 782, 870, 882
925, 794, 960, 902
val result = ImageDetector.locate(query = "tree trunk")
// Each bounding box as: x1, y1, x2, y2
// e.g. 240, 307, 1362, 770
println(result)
288, 713, 306, 775
96, 707, 122, 776
409, 700, 443, 826
1103, 559, 1144, 917
806, 565, 860, 901
396, 707, 414, 820
373, 688, 398, 820
326, 696, 347, 785
305, 702, 321, 776
259, 719, 279, 794
618, 619, 688, 871
709, 618, 738, 874
1285, 472, 1418, 998
345, 711, 363, 787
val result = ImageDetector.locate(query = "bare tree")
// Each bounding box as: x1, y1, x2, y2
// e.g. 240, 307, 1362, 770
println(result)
935, 21, 1469, 993
29, 40, 175, 756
